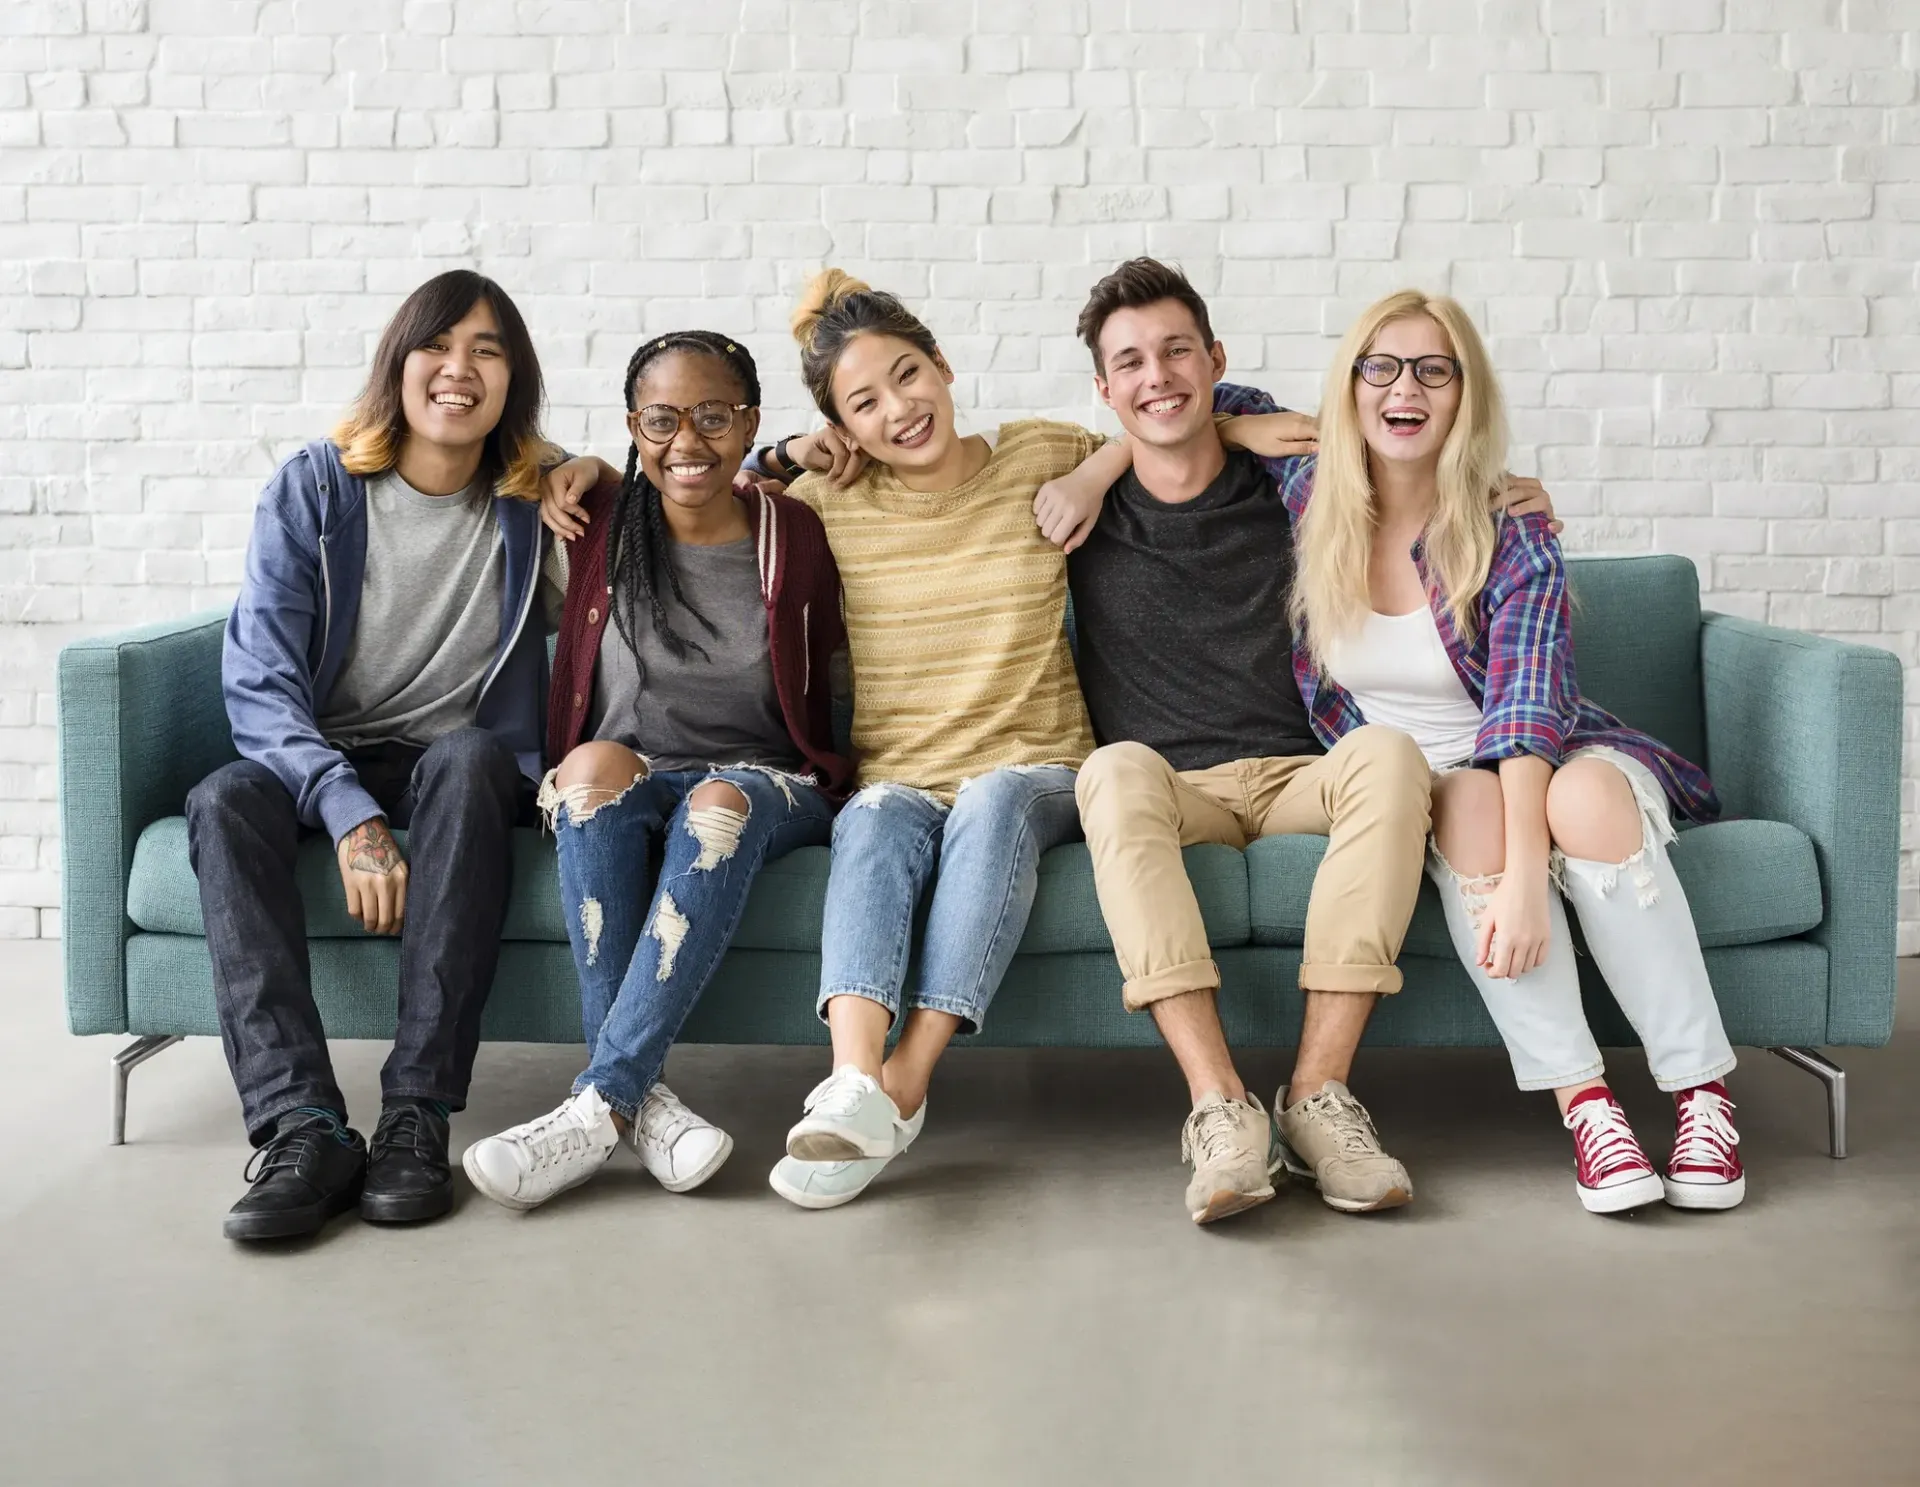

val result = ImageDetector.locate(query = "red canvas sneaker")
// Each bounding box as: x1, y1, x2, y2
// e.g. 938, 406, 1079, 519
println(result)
1664, 1082, 1746, 1211
1563, 1086, 1664, 1214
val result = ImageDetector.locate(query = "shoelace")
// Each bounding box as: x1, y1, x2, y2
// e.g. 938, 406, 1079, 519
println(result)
1297, 1089, 1383, 1158
803, 1068, 875, 1119
243, 1108, 351, 1184
1566, 1097, 1648, 1182
637, 1084, 696, 1148
1181, 1100, 1242, 1167
370, 1102, 444, 1162
1671, 1090, 1740, 1172
511, 1100, 599, 1171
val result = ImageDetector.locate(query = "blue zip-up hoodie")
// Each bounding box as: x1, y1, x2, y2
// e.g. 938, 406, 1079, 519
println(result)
223, 439, 549, 845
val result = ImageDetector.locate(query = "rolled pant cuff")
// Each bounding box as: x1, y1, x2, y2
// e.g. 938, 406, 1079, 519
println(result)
907, 995, 986, 1036
1122, 958, 1221, 1012
816, 984, 902, 1026
1512, 1060, 1606, 1093
1652, 1052, 1739, 1094
1298, 963, 1404, 994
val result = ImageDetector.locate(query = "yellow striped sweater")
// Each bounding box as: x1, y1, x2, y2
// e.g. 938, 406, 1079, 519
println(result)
788, 419, 1103, 801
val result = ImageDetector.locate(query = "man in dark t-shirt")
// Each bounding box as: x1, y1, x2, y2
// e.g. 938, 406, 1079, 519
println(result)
1064, 258, 1433, 1228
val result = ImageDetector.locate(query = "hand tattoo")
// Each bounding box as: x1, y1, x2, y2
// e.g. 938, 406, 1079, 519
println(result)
345, 821, 402, 875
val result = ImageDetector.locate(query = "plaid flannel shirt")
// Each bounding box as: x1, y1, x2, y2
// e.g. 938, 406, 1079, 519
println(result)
1213, 382, 1720, 824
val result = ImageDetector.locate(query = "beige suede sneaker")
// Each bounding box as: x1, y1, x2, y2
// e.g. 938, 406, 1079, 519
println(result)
1181, 1091, 1283, 1225
1275, 1081, 1412, 1213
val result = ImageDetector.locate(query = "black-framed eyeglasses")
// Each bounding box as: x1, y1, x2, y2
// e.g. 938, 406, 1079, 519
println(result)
1353, 354, 1461, 389
632, 401, 752, 443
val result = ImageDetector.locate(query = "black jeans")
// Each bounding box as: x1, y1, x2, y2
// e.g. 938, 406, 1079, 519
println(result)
186, 728, 529, 1144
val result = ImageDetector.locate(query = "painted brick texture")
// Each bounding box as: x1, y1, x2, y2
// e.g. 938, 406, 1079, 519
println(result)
1, 2, 1915, 951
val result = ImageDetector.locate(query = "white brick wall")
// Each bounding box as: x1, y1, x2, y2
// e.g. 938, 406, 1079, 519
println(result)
2, 1, 1915, 952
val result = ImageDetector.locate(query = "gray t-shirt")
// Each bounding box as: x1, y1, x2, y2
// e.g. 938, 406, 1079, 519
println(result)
590, 535, 800, 773
319, 470, 504, 751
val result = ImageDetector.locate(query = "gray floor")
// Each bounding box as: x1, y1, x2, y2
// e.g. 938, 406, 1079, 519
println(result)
1, 944, 1914, 1487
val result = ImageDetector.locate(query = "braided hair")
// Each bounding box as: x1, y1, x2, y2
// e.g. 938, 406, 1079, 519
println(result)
608, 331, 763, 666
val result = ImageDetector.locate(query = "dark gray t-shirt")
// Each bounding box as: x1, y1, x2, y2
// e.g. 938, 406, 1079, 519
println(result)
590, 536, 800, 773
1066, 448, 1320, 772
319, 470, 502, 751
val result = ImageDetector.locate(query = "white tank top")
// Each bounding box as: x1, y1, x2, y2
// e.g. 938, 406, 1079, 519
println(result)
1320, 606, 1484, 769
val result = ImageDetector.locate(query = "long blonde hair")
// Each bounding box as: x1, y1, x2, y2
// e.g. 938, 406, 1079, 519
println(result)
1291, 290, 1509, 666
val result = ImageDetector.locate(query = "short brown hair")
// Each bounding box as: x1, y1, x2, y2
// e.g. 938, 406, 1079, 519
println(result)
1076, 257, 1216, 374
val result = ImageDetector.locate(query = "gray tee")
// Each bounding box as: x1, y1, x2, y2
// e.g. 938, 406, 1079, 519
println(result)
319, 469, 504, 751
590, 535, 800, 773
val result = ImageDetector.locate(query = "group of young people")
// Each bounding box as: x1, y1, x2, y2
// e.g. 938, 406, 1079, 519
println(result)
190, 256, 1747, 1244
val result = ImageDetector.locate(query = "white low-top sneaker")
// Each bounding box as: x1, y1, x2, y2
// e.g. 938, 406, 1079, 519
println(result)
633, 1083, 733, 1193
785, 1065, 901, 1162
462, 1087, 620, 1212
770, 1101, 927, 1210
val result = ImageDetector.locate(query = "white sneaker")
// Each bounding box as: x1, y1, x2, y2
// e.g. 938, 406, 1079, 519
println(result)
462, 1087, 620, 1212
785, 1065, 901, 1162
770, 1101, 927, 1210
633, 1083, 733, 1193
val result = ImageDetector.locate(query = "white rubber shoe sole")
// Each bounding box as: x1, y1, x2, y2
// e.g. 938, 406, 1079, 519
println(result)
1663, 1173, 1746, 1210
1577, 1171, 1666, 1213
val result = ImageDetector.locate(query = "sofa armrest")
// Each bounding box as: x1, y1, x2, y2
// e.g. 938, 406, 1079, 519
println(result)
1699, 612, 1904, 1045
58, 611, 235, 1035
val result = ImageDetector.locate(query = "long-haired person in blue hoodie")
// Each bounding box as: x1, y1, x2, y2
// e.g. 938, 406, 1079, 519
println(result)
187, 270, 560, 1242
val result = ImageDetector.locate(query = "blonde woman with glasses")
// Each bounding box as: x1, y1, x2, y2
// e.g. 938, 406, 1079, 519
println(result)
1225, 291, 1745, 1215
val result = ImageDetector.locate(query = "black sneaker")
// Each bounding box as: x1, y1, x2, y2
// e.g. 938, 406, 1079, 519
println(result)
361, 1099, 454, 1224
224, 1108, 367, 1242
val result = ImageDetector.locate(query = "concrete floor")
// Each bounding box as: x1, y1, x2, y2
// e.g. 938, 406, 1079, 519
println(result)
1, 943, 1914, 1486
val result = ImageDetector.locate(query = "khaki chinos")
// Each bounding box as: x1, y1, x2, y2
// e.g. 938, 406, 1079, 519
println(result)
1075, 725, 1432, 1010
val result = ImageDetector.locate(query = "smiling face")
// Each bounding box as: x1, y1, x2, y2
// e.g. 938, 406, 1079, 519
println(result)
1094, 300, 1228, 451
629, 348, 758, 516
398, 299, 511, 462
826, 332, 959, 475
1353, 313, 1462, 471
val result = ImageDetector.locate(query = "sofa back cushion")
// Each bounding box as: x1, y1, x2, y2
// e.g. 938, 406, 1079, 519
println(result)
1564, 554, 1707, 768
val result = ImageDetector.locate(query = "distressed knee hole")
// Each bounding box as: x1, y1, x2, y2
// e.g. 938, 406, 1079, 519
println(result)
650, 893, 689, 981
851, 780, 943, 810
715, 762, 813, 808
685, 804, 749, 871
537, 770, 646, 830
1430, 846, 1502, 920
1560, 842, 1661, 908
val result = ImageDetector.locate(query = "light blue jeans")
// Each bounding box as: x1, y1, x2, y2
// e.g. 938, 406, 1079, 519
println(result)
544, 765, 834, 1120
816, 765, 1082, 1034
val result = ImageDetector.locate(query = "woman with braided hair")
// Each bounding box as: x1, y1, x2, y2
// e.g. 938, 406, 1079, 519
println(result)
463, 331, 852, 1213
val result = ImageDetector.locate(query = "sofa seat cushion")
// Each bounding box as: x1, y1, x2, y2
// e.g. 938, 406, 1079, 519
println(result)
125, 819, 1252, 955
1245, 817, 1824, 954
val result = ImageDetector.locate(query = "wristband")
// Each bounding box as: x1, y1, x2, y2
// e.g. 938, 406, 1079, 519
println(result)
773, 435, 805, 481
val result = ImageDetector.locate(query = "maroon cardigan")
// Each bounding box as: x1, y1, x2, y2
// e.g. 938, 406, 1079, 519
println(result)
547, 478, 855, 799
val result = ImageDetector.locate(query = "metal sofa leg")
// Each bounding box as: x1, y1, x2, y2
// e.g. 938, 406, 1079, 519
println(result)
1767, 1046, 1848, 1160
110, 1035, 184, 1146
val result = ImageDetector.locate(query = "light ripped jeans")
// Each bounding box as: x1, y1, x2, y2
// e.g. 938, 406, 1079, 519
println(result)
1429, 746, 1737, 1094
816, 764, 1083, 1033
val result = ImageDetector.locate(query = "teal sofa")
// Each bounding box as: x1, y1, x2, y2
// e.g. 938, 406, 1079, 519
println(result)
59, 557, 1903, 1155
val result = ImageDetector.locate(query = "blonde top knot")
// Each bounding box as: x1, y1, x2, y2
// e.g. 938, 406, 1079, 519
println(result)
791, 267, 871, 348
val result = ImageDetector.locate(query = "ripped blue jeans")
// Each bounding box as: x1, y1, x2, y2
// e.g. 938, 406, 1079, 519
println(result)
816, 764, 1083, 1034
543, 764, 834, 1120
